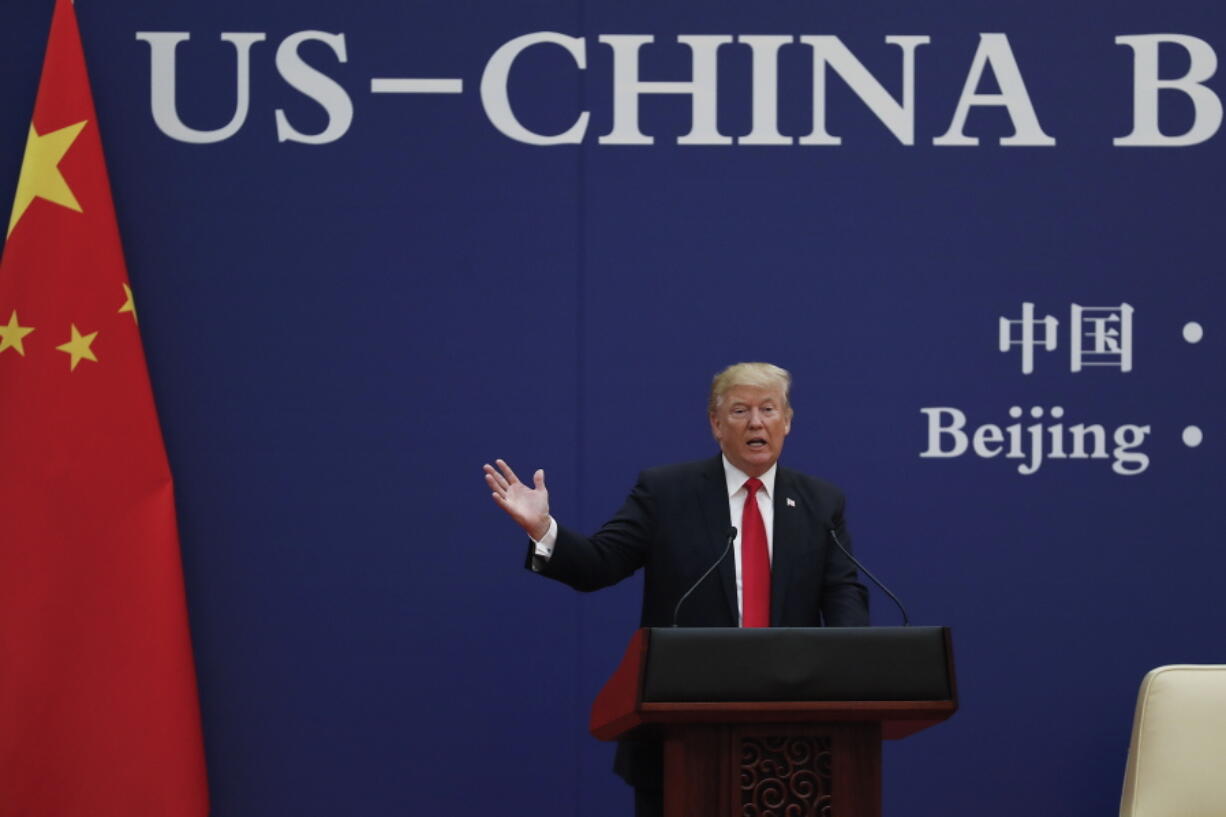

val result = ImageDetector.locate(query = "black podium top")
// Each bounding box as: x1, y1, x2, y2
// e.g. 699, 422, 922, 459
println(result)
642, 626, 954, 703
590, 626, 957, 741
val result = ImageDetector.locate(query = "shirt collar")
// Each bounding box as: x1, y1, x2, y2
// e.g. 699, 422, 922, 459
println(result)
722, 455, 778, 500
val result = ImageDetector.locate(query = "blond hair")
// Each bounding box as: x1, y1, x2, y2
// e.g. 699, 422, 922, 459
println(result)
707, 362, 792, 415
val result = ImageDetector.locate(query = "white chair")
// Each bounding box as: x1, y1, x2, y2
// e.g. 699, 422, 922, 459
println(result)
1120, 665, 1226, 817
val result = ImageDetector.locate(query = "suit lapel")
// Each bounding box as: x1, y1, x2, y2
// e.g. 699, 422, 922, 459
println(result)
770, 468, 801, 626
698, 456, 738, 624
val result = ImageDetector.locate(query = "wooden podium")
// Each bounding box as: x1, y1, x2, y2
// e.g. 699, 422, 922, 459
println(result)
590, 627, 957, 817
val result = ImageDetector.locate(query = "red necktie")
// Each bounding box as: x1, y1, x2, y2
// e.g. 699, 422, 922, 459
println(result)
741, 478, 770, 627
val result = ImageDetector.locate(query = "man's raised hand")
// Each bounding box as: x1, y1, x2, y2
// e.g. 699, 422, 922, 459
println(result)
483, 458, 551, 540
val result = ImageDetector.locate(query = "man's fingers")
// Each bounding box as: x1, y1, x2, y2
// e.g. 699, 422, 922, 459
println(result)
494, 458, 521, 485
483, 464, 509, 493
487, 461, 549, 537
484, 471, 506, 496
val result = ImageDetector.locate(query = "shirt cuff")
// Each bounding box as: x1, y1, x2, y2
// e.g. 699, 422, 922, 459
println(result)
532, 517, 558, 560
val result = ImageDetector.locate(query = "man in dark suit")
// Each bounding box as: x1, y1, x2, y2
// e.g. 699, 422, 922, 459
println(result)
483, 362, 869, 816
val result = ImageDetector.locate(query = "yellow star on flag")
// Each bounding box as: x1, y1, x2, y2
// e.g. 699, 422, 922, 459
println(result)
55, 323, 98, 370
7, 120, 88, 238
119, 282, 138, 324
0, 310, 35, 356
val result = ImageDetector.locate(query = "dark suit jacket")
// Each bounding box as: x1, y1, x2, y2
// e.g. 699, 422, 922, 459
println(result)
526, 455, 870, 788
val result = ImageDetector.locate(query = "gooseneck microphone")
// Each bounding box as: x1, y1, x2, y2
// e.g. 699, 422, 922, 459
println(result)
672, 526, 737, 627
828, 527, 911, 626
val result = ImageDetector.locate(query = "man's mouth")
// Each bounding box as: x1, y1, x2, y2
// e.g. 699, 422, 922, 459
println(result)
747, 438, 768, 450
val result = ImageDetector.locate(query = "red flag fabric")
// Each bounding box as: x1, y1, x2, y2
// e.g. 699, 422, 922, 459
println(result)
0, 1, 210, 815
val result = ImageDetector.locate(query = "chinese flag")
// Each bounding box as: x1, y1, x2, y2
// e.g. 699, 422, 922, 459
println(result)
0, 1, 210, 816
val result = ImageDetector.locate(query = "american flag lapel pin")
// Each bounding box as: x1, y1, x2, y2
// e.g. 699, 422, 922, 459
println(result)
786, 497, 796, 507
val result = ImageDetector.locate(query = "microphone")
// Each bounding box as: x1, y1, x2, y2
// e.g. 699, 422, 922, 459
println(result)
828, 527, 910, 626
672, 526, 737, 628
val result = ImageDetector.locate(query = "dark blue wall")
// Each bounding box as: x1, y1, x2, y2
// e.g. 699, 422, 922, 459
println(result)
3, 1, 1223, 814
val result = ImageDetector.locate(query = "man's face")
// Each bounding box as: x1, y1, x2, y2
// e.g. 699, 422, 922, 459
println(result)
709, 384, 792, 478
